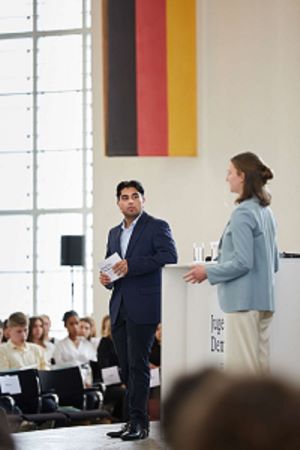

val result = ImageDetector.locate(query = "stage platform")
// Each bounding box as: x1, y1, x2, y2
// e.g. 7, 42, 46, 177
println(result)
13, 422, 165, 450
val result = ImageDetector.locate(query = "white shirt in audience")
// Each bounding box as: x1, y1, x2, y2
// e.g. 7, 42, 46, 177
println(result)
44, 340, 55, 366
53, 336, 96, 367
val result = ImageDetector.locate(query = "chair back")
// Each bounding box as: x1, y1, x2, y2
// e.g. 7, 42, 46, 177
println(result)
39, 366, 84, 409
89, 360, 102, 384
0, 369, 41, 413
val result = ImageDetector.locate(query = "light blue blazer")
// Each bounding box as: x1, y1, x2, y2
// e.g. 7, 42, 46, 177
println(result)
206, 197, 279, 313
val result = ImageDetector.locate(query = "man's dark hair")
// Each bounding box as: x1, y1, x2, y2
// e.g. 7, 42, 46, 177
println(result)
116, 180, 144, 200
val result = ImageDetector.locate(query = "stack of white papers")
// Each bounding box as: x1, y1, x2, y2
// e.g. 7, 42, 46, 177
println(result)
98, 252, 123, 282
150, 368, 160, 388
0, 375, 22, 394
101, 366, 121, 385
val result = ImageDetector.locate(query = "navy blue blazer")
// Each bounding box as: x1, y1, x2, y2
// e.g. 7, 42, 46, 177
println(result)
105, 212, 178, 325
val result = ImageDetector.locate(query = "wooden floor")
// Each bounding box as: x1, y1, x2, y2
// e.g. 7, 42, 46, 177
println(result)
13, 422, 166, 450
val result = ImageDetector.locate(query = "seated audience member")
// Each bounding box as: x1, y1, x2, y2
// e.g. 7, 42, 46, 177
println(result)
40, 314, 56, 344
97, 315, 119, 368
0, 312, 46, 370
53, 310, 96, 385
88, 315, 98, 343
0, 321, 3, 343
89, 316, 98, 339
101, 314, 110, 337
148, 323, 162, 419
97, 315, 125, 421
0, 409, 15, 450
162, 368, 232, 450
2, 319, 10, 343
162, 368, 300, 450
149, 322, 161, 368
27, 316, 55, 367
79, 316, 100, 351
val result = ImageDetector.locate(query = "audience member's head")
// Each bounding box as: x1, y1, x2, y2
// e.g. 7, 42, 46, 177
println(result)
79, 317, 94, 340
0, 321, 3, 343
2, 319, 10, 343
162, 368, 300, 450
101, 314, 111, 338
27, 316, 45, 347
40, 314, 52, 340
155, 323, 162, 343
7, 312, 29, 347
0, 409, 15, 450
162, 367, 227, 448
62, 310, 79, 339
197, 375, 300, 450
89, 316, 97, 338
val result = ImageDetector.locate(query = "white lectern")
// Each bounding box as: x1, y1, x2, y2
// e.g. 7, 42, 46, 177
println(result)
161, 259, 300, 397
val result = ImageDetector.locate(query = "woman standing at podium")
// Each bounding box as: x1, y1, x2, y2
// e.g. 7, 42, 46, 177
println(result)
184, 152, 279, 374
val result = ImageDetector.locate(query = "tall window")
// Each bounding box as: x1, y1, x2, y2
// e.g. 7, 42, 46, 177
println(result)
0, 0, 93, 335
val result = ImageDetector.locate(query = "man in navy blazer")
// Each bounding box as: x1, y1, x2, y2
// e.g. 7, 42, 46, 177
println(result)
99, 180, 177, 440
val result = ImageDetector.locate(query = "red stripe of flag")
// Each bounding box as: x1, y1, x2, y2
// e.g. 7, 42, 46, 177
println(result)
135, 0, 168, 156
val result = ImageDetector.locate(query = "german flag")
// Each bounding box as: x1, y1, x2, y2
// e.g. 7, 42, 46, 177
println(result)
103, 0, 197, 157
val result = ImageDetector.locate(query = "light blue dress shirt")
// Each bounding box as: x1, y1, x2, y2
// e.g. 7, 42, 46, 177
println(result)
120, 214, 142, 258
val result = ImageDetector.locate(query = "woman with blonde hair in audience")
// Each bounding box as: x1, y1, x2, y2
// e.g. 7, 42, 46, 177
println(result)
79, 316, 100, 351
89, 316, 97, 339
100, 314, 111, 337
40, 314, 56, 344
97, 315, 118, 368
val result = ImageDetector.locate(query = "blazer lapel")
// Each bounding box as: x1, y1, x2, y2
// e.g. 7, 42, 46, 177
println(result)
115, 225, 123, 257
125, 212, 149, 258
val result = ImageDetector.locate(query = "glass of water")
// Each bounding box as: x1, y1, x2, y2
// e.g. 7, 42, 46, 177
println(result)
193, 243, 205, 262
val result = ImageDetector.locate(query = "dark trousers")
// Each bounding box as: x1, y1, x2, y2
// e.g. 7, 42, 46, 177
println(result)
111, 302, 157, 428
103, 385, 126, 422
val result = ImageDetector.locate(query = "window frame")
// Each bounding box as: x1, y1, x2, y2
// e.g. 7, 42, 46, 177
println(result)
0, 0, 93, 321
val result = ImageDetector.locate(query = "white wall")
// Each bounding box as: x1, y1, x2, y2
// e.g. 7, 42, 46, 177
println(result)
92, 0, 300, 325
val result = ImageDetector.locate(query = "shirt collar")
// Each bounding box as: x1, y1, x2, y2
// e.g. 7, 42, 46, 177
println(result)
7, 339, 29, 352
121, 212, 143, 231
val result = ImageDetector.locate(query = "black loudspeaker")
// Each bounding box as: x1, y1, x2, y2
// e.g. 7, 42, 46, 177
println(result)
61, 235, 85, 266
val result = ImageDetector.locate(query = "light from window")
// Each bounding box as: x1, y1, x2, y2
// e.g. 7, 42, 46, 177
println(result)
38, 35, 82, 92
0, 1, 33, 34
37, 0, 82, 31
0, 153, 33, 209
0, 215, 32, 271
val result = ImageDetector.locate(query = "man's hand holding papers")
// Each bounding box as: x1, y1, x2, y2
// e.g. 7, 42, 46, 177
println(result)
98, 252, 128, 286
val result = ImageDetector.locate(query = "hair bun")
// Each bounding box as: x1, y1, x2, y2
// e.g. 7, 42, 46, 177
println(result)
62, 310, 78, 324
261, 165, 273, 183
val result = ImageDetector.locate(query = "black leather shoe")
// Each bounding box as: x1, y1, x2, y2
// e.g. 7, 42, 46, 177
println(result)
121, 423, 148, 441
106, 422, 130, 438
